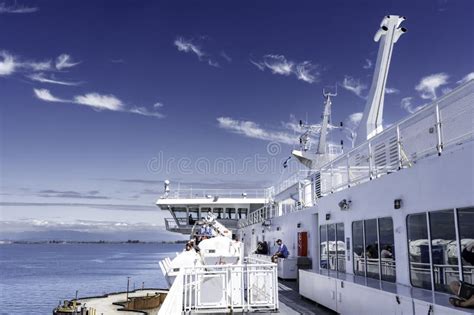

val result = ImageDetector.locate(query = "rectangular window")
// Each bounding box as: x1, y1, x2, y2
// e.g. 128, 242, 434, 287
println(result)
407, 213, 431, 290
336, 223, 346, 272
352, 221, 365, 276
320, 223, 345, 273
429, 210, 458, 292
407, 209, 472, 292
379, 217, 396, 282
352, 217, 396, 282
320, 224, 328, 271
458, 208, 474, 285
328, 224, 337, 271
365, 219, 379, 280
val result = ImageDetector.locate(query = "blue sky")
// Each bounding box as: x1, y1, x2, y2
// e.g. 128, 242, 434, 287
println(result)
0, 0, 473, 240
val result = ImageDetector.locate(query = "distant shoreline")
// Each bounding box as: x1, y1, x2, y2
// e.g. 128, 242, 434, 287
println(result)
0, 240, 187, 245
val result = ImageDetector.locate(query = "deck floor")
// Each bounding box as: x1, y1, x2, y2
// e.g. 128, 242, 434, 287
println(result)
275, 279, 336, 315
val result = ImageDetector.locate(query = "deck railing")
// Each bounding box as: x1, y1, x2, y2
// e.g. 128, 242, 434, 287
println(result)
162, 188, 271, 200
239, 80, 474, 227
160, 257, 279, 314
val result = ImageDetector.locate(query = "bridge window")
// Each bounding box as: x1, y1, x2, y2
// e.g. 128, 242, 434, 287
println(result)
407, 208, 474, 292
320, 223, 345, 273
352, 217, 396, 282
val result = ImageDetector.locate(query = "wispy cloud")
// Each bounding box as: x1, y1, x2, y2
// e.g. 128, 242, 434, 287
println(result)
34, 88, 164, 118
33, 88, 67, 102
0, 2, 38, 14
174, 36, 220, 67
0, 51, 16, 76
27, 73, 81, 86
56, 54, 80, 70
174, 37, 204, 57
400, 96, 426, 114
0, 50, 81, 85
0, 201, 157, 212
37, 189, 109, 200
415, 72, 449, 100
363, 59, 373, 70
129, 106, 164, 118
26, 60, 52, 71
385, 87, 400, 95
457, 72, 474, 85
217, 116, 295, 145
341, 75, 367, 98
73, 93, 124, 111
220, 51, 232, 63
250, 54, 320, 84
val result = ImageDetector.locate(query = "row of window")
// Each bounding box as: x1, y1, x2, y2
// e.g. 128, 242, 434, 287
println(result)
407, 208, 474, 293
319, 207, 474, 292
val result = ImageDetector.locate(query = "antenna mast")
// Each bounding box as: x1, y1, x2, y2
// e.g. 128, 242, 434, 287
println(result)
317, 88, 337, 154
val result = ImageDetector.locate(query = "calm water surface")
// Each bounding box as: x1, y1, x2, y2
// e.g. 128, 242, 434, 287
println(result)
0, 243, 181, 314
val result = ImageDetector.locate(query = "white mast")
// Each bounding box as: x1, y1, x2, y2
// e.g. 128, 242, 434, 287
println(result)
355, 15, 407, 146
317, 88, 337, 154
291, 89, 338, 169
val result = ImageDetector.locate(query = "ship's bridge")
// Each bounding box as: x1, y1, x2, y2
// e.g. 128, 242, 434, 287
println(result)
156, 188, 269, 234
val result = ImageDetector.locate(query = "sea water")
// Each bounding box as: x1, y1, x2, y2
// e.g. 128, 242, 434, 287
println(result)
0, 243, 182, 314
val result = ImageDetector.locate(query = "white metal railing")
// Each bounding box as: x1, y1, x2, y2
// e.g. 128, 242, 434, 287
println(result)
179, 257, 278, 313
163, 188, 271, 199
238, 80, 474, 228
273, 170, 310, 196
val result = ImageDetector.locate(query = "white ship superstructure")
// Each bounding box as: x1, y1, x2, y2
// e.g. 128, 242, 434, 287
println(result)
156, 15, 474, 315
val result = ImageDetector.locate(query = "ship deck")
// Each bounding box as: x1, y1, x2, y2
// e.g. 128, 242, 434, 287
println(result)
275, 279, 336, 315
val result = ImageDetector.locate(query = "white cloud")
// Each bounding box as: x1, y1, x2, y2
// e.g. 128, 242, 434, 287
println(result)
0, 51, 16, 76
0, 2, 38, 13
74, 93, 124, 111
400, 96, 426, 114
415, 73, 449, 100
0, 50, 81, 84
27, 73, 81, 86
341, 75, 367, 98
34, 88, 164, 118
34, 88, 67, 102
26, 60, 52, 71
295, 61, 319, 83
220, 51, 232, 63
262, 55, 294, 75
250, 59, 265, 71
129, 106, 164, 118
153, 102, 164, 108
251, 54, 320, 84
217, 117, 295, 145
363, 59, 373, 70
457, 72, 474, 85
56, 54, 80, 70
174, 37, 204, 58
385, 87, 400, 94
174, 36, 221, 67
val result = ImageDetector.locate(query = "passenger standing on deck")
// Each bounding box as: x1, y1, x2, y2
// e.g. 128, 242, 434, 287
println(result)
272, 239, 289, 262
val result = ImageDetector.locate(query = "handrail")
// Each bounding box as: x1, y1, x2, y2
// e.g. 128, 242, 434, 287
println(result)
238, 80, 474, 228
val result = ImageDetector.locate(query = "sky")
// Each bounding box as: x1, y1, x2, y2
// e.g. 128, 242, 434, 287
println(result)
0, 0, 473, 240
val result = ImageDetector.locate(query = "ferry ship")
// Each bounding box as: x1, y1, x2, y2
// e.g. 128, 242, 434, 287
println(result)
56, 14, 473, 315
156, 14, 474, 315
